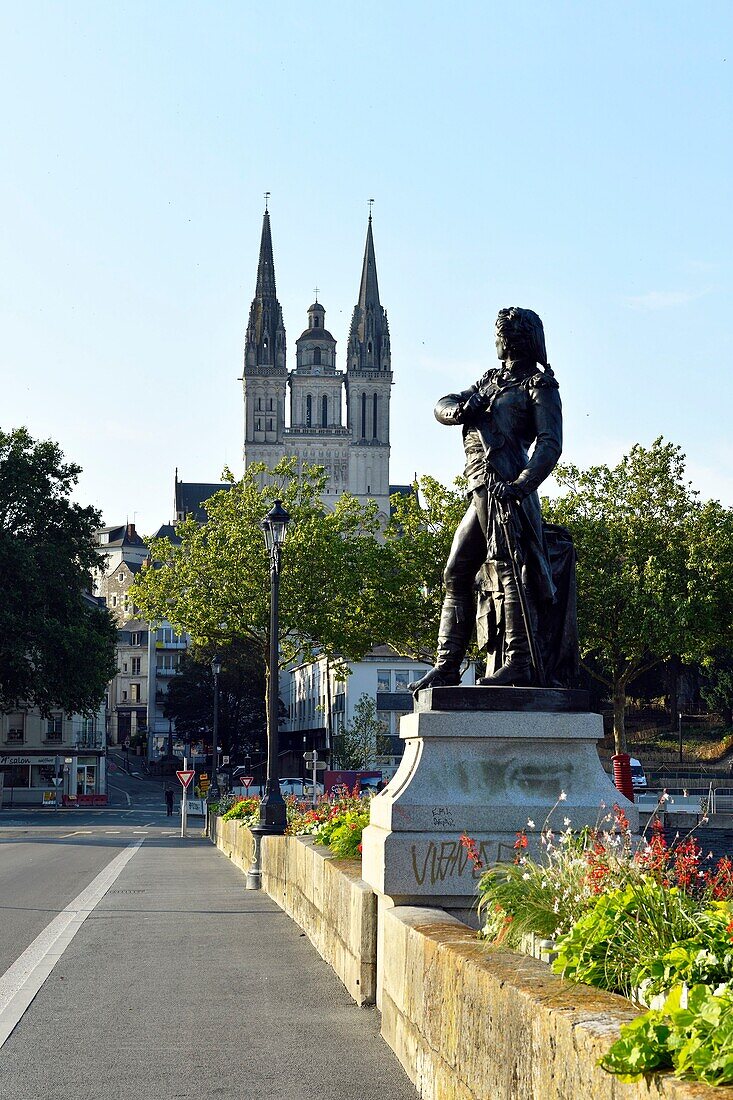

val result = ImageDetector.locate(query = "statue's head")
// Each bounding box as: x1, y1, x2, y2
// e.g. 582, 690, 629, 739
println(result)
495, 307, 547, 366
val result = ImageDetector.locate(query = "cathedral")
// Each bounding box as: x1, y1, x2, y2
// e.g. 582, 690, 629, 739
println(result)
241, 208, 395, 518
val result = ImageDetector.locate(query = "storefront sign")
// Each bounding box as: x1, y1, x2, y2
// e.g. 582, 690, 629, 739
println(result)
0, 756, 56, 766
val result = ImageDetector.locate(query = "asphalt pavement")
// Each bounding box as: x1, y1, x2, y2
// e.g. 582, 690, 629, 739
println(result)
0, 796, 417, 1099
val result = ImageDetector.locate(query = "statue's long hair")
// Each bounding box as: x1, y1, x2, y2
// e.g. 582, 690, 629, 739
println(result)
496, 307, 552, 375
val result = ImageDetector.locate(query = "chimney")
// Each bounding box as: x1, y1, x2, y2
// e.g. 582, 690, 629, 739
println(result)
126, 523, 136, 539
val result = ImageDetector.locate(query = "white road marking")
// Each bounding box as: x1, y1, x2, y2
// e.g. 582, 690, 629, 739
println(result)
59, 831, 93, 838
108, 782, 131, 807
0, 839, 144, 1047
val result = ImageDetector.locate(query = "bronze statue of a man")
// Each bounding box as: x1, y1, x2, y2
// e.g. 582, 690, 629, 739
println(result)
410, 307, 578, 694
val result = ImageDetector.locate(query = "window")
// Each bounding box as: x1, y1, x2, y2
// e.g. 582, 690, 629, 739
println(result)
131, 683, 140, 703
7, 713, 24, 743
306, 395, 312, 427
130, 632, 141, 646
394, 671, 411, 692
361, 392, 367, 438
257, 397, 263, 410
123, 661, 128, 673
377, 669, 392, 692
268, 397, 273, 411
267, 419, 273, 431
313, 315, 319, 327
111, 595, 117, 607
313, 347, 321, 366
373, 393, 378, 439
118, 571, 125, 583
321, 394, 328, 428
255, 417, 262, 431
131, 657, 141, 675
376, 711, 392, 735
46, 714, 63, 743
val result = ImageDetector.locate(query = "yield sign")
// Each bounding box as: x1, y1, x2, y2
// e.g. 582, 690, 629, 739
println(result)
241, 776, 254, 789
176, 770, 195, 789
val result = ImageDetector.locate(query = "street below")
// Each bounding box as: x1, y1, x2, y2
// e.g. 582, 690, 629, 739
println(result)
0, 763, 417, 1100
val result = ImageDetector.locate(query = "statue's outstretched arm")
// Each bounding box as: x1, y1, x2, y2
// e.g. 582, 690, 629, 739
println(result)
434, 386, 478, 425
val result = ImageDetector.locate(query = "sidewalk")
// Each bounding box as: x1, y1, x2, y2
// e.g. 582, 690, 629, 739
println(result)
1, 833, 417, 1100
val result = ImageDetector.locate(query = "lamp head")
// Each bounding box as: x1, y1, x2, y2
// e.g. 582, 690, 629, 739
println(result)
261, 499, 291, 552
211, 654, 222, 677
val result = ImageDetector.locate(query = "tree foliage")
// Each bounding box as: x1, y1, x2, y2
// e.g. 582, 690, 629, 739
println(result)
163, 639, 267, 759
381, 475, 470, 664
130, 459, 387, 682
332, 693, 390, 770
544, 438, 733, 752
0, 427, 117, 714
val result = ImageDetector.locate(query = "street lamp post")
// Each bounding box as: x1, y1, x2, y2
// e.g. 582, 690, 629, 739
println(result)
247, 499, 290, 889
210, 654, 222, 801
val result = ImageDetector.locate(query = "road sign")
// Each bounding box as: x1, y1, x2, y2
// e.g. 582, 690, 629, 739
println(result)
241, 775, 254, 789
314, 761, 326, 771
176, 770, 195, 789
50, 777, 63, 786
222, 755, 230, 765
303, 750, 317, 762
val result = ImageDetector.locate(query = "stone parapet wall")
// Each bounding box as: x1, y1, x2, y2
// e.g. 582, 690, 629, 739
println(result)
380, 905, 732, 1100
211, 817, 376, 1005
211, 819, 729, 1099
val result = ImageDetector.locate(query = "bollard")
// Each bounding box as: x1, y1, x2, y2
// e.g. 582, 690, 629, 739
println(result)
611, 752, 635, 803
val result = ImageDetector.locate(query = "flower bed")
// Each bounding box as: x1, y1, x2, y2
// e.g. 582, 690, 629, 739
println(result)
219, 787, 372, 859
464, 797, 733, 1087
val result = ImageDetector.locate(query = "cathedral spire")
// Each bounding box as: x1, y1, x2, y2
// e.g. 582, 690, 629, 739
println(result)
348, 213, 390, 372
244, 208, 286, 375
255, 208, 277, 299
356, 214, 381, 315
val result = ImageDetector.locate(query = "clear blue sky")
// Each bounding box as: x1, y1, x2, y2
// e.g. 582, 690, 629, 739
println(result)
1, 1, 731, 534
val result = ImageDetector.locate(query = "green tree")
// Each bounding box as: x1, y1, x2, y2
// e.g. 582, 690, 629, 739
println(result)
130, 458, 387, 718
164, 639, 267, 759
545, 439, 733, 754
0, 427, 117, 714
382, 475, 470, 663
332, 693, 389, 770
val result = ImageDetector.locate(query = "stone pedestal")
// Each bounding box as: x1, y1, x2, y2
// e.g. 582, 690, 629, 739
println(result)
361, 688, 637, 919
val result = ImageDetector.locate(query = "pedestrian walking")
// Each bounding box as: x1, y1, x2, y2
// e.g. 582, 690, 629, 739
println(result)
165, 787, 174, 816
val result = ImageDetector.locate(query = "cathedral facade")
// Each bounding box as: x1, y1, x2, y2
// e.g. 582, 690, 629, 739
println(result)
241, 210, 394, 518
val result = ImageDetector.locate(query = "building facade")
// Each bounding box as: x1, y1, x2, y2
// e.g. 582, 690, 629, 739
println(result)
285, 648, 476, 778
0, 702, 106, 807
241, 210, 394, 518
93, 524, 189, 760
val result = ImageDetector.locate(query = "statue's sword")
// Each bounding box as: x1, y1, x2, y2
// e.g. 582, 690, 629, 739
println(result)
483, 461, 546, 687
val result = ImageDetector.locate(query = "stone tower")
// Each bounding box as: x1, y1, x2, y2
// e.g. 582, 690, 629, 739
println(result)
288, 300, 351, 498
241, 209, 393, 516
345, 214, 392, 515
242, 208, 288, 474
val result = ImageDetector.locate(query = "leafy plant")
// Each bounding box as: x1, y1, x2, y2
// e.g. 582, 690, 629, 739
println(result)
601, 983, 733, 1086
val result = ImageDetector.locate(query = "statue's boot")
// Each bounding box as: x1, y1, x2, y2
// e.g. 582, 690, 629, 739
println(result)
478, 567, 534, 687
408, 596, 474, 694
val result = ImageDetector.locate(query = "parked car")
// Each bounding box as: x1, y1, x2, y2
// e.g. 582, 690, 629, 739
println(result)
629, 757, 647, 790
233, 776, 324, 799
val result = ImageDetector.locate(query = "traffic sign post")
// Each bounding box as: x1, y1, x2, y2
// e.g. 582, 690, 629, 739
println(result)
177, 764, 195, 837
303, 750, 325, 805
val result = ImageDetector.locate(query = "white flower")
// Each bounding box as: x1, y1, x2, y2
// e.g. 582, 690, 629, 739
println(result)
527, 819, 535, 829
522, 872, 531, 881
563, 816, 571, 827
559, 791, 567, 802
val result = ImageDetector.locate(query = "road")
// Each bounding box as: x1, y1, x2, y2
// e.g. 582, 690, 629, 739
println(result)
0, 758, 417, 1100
